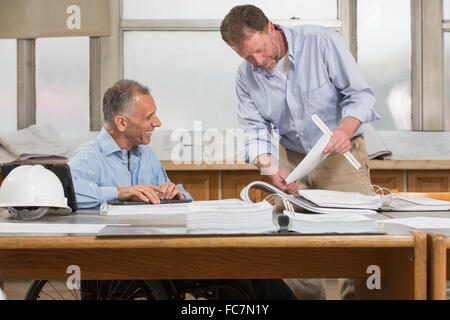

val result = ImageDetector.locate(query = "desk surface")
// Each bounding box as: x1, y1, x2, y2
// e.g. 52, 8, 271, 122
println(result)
0, 208, 392, 237
382, 211, 450, 237
0, 209, 428, 299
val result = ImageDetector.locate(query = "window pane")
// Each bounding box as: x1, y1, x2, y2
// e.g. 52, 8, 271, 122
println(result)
358, 0, 411, 130
0, 39, 17, 132
444, 0, 450, 19
444, 33, 450, 130
124, 31, 242, 130
36, 37, 89, 133
122, 0, 337, 20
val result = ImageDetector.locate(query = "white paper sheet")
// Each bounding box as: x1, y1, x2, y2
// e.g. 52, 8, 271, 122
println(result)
380, 217, 450, 229
240, 180, 377, 215
285, 134, 330, 184
100, 199, 246, 216
0, 223, 113, 234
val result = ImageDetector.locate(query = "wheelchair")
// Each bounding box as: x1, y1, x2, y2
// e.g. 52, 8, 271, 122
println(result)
24, 279, 257, 300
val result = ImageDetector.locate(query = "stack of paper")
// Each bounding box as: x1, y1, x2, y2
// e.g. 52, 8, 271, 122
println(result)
100, 202, 191, 216
241, 181, 377, 215
297, 189, 450, 212
298, 189, 382, 210
186, 201, 276, 234
379, 217, 450, 233
100, 199, 246, 216
0, 222, 112, 234
386, 195, 450, 211
284, 211, 379, 234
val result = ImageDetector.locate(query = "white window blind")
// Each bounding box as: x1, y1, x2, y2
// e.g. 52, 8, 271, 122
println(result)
35, 37, 89, 132
0, 39, 17, 132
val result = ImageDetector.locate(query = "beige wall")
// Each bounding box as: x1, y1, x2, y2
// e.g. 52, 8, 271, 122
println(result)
0, 0, 109, 39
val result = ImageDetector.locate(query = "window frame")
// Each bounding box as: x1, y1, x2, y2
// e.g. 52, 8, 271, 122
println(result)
12, 0, 449, 132
94, 0, 356, 130
442, 0, 450, 130
412, 0, 445, 131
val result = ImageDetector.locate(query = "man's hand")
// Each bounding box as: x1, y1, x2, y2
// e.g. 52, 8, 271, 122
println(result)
118, 185, 162, 204
255, 153, 298, 194
323, 127, 351, 154
255, 153, 279, 176
118, 183, 186, 203
157, 182, 186, 200
323, 116, 361, 155
272, 169, 299, 195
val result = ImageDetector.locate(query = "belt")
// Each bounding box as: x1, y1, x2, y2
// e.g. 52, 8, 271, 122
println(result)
351, 134, 363, 142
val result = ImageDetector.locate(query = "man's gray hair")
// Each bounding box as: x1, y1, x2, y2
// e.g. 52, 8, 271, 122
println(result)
103, 79, 150, 126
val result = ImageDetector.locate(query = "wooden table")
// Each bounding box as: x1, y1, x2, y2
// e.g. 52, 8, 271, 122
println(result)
0, 231, 427, 299
380, 211, 450, 300
427, 233, 449, 299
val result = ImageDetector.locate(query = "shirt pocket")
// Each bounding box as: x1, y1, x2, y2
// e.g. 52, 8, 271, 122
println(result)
305, 83, 339, 121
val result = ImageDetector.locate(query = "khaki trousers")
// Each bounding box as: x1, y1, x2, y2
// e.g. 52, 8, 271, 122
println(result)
280, 135, 372, 300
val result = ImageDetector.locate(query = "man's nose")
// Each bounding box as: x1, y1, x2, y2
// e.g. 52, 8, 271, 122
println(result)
152, 115, 161, 127
254, 54, 264, 66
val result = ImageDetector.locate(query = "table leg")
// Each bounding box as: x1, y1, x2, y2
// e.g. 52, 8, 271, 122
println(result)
428, 233, 447, 300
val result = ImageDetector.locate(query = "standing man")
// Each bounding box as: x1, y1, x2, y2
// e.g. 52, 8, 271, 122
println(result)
221, 5, 380, 299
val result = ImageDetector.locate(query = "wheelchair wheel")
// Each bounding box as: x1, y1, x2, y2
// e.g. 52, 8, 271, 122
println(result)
171, 279, 256, 300
25, 280, 169, 300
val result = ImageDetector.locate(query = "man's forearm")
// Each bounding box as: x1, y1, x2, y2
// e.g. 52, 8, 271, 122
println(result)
337, 116, 362, 139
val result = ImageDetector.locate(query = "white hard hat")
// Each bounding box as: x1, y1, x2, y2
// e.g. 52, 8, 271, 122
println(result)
0, 164, 71, 220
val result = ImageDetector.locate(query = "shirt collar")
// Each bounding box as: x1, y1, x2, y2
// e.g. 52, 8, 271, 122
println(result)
97, 127, 121, 156
251, 24, 295, 74
277, 24, 295, 63
97, 127, 142, 157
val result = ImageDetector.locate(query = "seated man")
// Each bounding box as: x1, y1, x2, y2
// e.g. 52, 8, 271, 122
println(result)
69, 80, 189, 207
69, 79, 295, 300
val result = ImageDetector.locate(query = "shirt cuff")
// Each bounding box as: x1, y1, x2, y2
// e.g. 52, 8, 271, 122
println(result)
248, 142, 280, 164
177, 184, 193, 200
100, 186, 119, 203
342, 104, 381, 124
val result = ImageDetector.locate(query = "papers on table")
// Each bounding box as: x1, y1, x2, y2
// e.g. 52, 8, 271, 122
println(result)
0, 223, 114, 234
283, 211, 380, 234
379, 216, 450, 235
241, 180, 378, 215
187, 201, 276, 234
380, 217, 450, 229
100, 202, 190, 216
285, 134, 330, 184
386, 195, 450, 211
296, 189, 450, 212
100, 199, 245, 216
298, 189, 382, 210
101, 199, 277, 234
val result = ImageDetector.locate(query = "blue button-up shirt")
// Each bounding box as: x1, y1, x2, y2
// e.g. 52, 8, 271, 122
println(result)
69, 128, 192, 208
236, 24, 380, 162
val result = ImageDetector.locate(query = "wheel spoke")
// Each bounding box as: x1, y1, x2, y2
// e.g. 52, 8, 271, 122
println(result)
47, 281, 67, 300
26, 279, 166, 300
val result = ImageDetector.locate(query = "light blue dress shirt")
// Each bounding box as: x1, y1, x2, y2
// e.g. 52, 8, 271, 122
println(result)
69, 128, 192, 208
236, 24, 380, 163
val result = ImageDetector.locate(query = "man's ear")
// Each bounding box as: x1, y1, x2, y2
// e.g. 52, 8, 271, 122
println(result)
114, 115, 127, 132
267, 21, 275, 34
